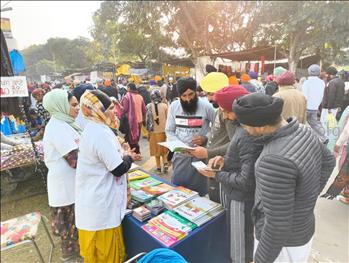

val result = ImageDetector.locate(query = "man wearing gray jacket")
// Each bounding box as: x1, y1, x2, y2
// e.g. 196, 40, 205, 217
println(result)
233, 93, 336, 263
188, 72, 236, 202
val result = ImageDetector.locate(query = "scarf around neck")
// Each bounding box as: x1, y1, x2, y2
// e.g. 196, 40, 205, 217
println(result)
43, 89, 82, 133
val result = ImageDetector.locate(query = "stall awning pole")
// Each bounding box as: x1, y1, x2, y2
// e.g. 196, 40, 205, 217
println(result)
273, 45, 277, 70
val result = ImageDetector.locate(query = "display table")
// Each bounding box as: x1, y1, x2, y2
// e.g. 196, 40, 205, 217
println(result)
1, 135, 43, 172
122, 173, 230, 263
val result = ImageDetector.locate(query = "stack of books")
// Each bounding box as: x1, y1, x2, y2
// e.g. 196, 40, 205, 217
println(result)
131, 189, 154, 203
132, 206, 151, 222
142, 210, 197, 247
128, 169, 150, 181
173, 197, 224, 226
127, 199, 143, 209
142, 183, 174, 196
157, 186, 199, 210
145, 199, 165, 215
129, 177, 162, 190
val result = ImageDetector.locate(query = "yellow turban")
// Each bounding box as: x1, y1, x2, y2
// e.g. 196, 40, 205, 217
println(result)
200, 72, 228, 93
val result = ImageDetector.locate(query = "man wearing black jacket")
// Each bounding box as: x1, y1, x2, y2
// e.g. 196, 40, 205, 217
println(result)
196, 86, 261, 263
233, 93, 335, 263
321, 66, 345, 123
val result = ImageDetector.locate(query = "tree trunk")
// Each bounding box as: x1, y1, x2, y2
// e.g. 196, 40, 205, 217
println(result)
288, 32, 303, 73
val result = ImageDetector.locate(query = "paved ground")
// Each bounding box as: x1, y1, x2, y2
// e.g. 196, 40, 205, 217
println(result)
1, 137, 348, 262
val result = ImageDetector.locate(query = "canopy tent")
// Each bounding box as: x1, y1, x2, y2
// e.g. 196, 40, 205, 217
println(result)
209, 46, 286, 61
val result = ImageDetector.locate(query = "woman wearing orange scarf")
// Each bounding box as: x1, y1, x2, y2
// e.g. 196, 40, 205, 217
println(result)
75, 90, 140, 263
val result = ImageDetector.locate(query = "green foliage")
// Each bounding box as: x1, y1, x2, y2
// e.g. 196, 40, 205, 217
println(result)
90, 1, 174, 64
165, 1, 260, 56
22, 37, 93, 79
253, 1, 349, 70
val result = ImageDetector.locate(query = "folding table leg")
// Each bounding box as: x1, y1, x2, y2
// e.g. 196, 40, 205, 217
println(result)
31, 239, 45, 263
42, 216, 55, 263
42, 217, 55, 247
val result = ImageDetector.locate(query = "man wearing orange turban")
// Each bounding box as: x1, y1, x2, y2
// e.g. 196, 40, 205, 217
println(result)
240, 74, 256, 93
229, 76, 239, 85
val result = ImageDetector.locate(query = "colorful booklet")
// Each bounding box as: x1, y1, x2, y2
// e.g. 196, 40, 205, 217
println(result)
157, 186, 199, 209
129, 177, 162, 190
142, 224, 178, 247
173, 196, 221, 222
131, 189, 154, 203
142, 183, 174, 196
158, 140, 195, 153
128, 169, 151, 181
149, 210, 197, 238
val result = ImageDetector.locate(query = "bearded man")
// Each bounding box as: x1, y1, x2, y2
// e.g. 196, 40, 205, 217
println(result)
165, 77, 215, 195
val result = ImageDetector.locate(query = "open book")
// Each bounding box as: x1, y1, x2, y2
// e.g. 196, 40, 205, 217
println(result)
158, 140, 195, 153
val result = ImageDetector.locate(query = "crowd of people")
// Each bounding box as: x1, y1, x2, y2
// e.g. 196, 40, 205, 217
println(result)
23, 63, 348, 263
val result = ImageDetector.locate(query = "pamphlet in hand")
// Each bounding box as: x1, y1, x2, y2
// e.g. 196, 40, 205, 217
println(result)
158, 140, 195, 153
191, 161, 222, 172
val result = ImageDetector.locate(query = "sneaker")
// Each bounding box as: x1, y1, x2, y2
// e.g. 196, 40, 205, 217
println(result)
163, 164, 169, 173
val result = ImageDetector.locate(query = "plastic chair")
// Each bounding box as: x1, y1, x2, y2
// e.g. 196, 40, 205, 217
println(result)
1, 212, 55, 263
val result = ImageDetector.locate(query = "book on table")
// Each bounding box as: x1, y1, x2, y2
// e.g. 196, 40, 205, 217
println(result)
128, 169, 151, 181
157, 186, 199, 210
129, 177, 162, 190
131, 189, 154, 203
173, 196, 224, 226
142, 183, 174, 196
158, 140, 195, 153
142, 224, 178, 247
132, 206, 151, 222
129, 163, 140, 172
145, 199, 165, 215
142, 210, 197, 247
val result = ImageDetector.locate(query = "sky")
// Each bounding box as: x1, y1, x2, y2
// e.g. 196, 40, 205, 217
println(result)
1, 1, 102, 50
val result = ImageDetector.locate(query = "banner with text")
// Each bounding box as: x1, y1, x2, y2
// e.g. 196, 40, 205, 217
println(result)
0, 76, 29, 97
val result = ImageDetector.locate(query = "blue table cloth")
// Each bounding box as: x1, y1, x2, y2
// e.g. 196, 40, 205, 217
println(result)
123, 172, 230, 263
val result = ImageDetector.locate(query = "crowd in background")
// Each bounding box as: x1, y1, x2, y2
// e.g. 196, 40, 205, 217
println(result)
20, 64, 349, 263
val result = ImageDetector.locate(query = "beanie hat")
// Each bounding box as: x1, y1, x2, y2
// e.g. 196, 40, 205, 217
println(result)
241, 74, 250, 82
233, 93, 284, 127
276, 70, 295, 85
89, 90, 112, 111
214, 85, 249, 112
273, 66, 287, 77
73, 83, 94, 102
326, 66, 337, 76
200, 72, 228, 93
176, 77, 197, 95
206, 64, 217, 73
248, 71, 258, 80
229, 76, 239, 85
308, 64, 321, 76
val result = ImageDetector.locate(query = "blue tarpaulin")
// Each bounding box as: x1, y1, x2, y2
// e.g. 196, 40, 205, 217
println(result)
9, 49, 26, 75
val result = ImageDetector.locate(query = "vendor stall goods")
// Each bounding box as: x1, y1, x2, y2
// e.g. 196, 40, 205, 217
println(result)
157, 187, 199, 210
